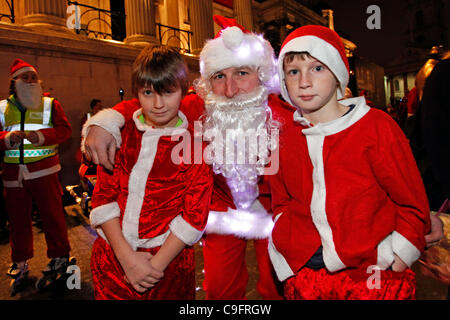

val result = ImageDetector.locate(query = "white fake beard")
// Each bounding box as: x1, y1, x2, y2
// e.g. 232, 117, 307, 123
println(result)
15, 79, 42, 110
202, 86, 278, 209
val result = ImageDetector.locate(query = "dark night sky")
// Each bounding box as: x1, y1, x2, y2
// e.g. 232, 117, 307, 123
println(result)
316, 0, 408, 68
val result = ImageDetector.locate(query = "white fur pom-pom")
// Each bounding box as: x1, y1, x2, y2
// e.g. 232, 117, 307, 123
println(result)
222, 26, 244, 50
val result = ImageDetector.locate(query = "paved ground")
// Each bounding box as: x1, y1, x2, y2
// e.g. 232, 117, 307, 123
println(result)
0, 204, 447, 300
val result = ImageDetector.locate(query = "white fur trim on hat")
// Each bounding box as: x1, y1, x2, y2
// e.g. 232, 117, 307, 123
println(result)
278, 35, 349, 105
11, 67, 37, 79
200, 27, 278, 90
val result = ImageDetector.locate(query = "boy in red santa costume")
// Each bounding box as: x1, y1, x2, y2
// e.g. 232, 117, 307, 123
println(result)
89, 45, 213, 299
0, 59, 72, 278
269, 25, 431, 299
83, 16, 291, 299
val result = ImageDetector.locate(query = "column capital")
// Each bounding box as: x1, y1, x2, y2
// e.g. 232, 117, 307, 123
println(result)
22, 0, 69, 33
124, 34, 159, 48
124, 0, 158, 47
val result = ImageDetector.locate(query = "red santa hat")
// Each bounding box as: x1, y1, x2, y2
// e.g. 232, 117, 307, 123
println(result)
10, 59, 38, 78
278, 25, 349, 103
199, 15, 277, 89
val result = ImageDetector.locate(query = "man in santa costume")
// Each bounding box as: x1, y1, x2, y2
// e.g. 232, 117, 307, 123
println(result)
82, 16, 293, 299
0, 59, 72, 278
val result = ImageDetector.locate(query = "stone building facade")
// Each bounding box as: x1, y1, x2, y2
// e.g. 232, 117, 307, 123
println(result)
0, 0, 365, 186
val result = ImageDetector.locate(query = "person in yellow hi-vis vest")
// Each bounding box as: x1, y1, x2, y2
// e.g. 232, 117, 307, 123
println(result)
0, 59, 72, 281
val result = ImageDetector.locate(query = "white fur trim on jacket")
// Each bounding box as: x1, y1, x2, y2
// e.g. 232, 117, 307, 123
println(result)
4, 132, 20, 149
268, 213, 295, 281
33, 130, 45, 146
293, 97, 370, 273
392, 231, 421, 267
169, 215, 204, 246
204, 199, 274, 239
90, 201, 121, 241
121, 109, 189, 251
3, 164, 61, 188
306, 134, 346, 272
81, 108, 125, 153
376, 233, 395, 269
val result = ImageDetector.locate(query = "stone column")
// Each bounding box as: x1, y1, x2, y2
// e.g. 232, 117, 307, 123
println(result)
321, 9, 335, 30
189, 0, 214, 54
124, 0, 158, 47
22, 0, 67, 32
234, 0, 253, 31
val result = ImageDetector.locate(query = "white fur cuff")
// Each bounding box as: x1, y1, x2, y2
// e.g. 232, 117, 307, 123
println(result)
34, 130, 45, 146
81, 108, 125, 153
90, 201, 121, 228
169, 215, 204, 246
4, 132, 20, 149
268, 234, 294, 282
392, 231, 421, 267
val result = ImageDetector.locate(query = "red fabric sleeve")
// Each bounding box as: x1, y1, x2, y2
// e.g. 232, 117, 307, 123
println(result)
38, 99, 72, 145
369, 114, 431, 254
0, 131, 9, 149
111, 98, 140, 122
269, 160, 290, 219
179, 93, 206, 123
182, 161, 214, 231
91, 154, 121, 209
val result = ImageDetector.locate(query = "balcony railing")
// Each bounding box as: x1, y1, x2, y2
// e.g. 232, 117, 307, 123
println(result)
156, 23, 193, 54
0, 0, 14, 23
67, 1, 126, 41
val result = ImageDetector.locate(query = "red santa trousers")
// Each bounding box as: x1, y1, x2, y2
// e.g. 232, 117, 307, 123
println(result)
202, 233, 283, 300
91, 236, 196, 300
283, 265, 416, 300
5, 172, 71, 262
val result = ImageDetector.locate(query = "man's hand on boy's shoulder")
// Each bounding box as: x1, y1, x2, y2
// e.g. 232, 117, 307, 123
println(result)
83, 125, 116, 171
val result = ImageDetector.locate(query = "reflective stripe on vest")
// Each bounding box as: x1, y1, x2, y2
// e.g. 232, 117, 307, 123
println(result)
2, 96, 57, 164
5, 148, 56, 158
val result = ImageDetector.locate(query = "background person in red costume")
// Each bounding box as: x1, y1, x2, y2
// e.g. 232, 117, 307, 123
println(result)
89, 45, 213, 300
82, 16, 293, 300
0, 59, 72, 279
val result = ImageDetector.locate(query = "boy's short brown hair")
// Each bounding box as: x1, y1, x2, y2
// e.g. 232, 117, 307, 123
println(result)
283, 51, 313, 67
132, 45, 189, 97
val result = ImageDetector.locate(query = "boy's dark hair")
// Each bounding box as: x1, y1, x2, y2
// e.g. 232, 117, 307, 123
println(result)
283, 51, 313, 66
90, 99, 101, 110
132, 45, 189, 97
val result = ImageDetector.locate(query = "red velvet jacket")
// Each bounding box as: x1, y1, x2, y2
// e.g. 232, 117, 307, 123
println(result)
90, 104, 213, 250
269, 97, 431, 281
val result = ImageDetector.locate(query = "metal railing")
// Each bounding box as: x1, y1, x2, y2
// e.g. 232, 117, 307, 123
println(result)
156, 23, 193, 54
0, 0, 14, 23
67, 1, 126, 41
